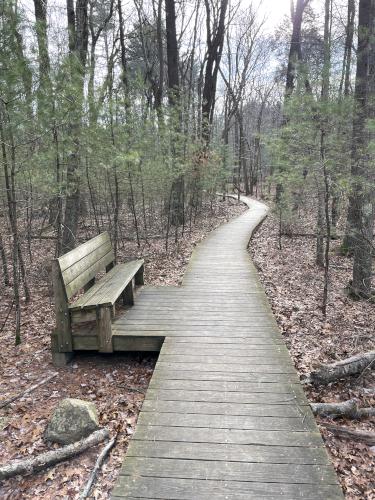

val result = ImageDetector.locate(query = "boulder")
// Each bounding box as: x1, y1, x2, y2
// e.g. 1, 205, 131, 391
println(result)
45, 398, 99, 444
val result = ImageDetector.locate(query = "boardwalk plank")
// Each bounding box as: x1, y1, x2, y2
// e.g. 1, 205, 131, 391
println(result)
125, 440, 331, 465
137, 409, 315, 430
118, 457, 339, 484
112, 476, 343, 499
132, 425, 323, 447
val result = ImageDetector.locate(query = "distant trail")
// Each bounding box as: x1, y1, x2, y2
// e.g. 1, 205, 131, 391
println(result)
112, 196, 343, 499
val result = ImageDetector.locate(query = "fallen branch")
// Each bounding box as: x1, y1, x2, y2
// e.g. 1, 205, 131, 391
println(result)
0, 428, 109, 481
321, 423, 375, 446
311, 399, 375, 419
310, 351, 375, 385
0, 372, 58, 409
119, 384, 146, 394
80, 433, 117, 499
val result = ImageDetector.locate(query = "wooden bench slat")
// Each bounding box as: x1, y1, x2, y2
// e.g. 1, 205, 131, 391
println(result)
64, 249, 115, 299
58, 232, 110, 272
69, 260, 144, 310
61, 239, 112, 286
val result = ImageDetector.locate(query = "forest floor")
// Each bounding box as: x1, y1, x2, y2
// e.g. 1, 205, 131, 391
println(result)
250, 204, 375, 500
0, 197, 246, 499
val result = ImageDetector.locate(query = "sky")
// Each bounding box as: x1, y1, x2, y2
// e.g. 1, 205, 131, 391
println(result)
255, 0, 292, 30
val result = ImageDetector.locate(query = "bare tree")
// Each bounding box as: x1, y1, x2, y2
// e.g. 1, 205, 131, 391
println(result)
201, 0, 229, 143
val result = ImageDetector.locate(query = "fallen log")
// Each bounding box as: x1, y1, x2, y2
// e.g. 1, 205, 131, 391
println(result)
80, 433, 117, 499
321, 423, 375, 446
311, 400, 375, 419
0, 372, 58, 410
0, 428, 109, 481
310, 351, 375, 385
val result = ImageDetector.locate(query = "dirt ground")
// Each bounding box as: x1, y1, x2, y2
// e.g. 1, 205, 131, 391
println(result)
250, 205, 375, 500
0, 197, 246, 499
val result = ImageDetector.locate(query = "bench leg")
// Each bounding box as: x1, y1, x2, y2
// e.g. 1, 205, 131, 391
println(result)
98, 306, 113, 353
135, 265, 144, 286
52, 351, 74, 367
123, 280, 134, 306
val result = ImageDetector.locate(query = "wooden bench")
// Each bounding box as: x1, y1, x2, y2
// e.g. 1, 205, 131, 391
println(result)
51, 232, 144, 366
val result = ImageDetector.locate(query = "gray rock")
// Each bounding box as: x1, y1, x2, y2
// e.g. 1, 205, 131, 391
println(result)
0, 416, 8, 431
45, 398, 99, 444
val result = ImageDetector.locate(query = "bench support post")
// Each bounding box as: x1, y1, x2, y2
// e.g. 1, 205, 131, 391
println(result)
123, 280, 134, 305
97, 306, 113, 353
51, 260, 73, 365
135, 264, 144, 286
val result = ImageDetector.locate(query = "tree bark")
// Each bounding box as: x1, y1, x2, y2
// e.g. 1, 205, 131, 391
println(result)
285, 0, 311, 98
321, 423, 375, 445
62, 0, 89, 253
311, 399, 375, 419
343, 0, 375, 297
201, 0, 229, 143
310, 351, 375, 385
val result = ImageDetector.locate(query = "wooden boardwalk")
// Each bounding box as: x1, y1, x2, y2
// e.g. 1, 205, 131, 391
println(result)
111, 197, 343, 499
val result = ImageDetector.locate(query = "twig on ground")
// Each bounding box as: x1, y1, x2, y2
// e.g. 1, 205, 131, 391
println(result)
119, 384, 146, 394
0, 372, 58, 409
321, 423, 375, 446
80, 433, 117, 499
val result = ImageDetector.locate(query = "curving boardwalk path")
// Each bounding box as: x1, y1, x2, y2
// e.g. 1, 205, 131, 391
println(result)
112, 197, 343, 499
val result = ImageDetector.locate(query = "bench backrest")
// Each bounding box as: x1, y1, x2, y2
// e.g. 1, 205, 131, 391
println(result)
57, 232, 114, 299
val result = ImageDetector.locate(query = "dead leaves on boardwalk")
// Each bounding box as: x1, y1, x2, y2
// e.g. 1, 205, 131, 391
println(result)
251, 211, 375, 500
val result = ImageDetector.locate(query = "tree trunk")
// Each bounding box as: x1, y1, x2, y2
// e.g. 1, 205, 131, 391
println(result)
285, 0, 310, 98
0, 103, 22, 344
33, 0, 51, 109
0, 231, 9, 286
201, 0, 229, 143
165, 0, 184, 225
343, 0, 375, 297
62, 0, 89, 254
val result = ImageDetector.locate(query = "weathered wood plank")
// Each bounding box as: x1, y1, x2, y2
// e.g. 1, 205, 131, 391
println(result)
70, 260, 143, 310
154, 362, 296, 373
138, 411, 318, 433
150, 370, 300, 383
139, 402, 312, 421
51, 259, 72, 353
144, 388, 306, 405
157, 354, 293, 365
112, 335, 164, 352
125, 440, 331, 465
112, 476, 343, 499
118, 457, 339, 485
61, 239, 112, 287
64, 250, 114, 299
148, 379, 305, 395
132, 424, 322, 447
58, 232, 110, 272
98, 306, 113, 353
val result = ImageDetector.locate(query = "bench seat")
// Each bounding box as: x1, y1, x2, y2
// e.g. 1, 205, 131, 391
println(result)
70, 260, 144, 311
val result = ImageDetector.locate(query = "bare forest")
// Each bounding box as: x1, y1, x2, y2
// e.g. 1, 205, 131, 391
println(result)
0, 0, 374, 498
